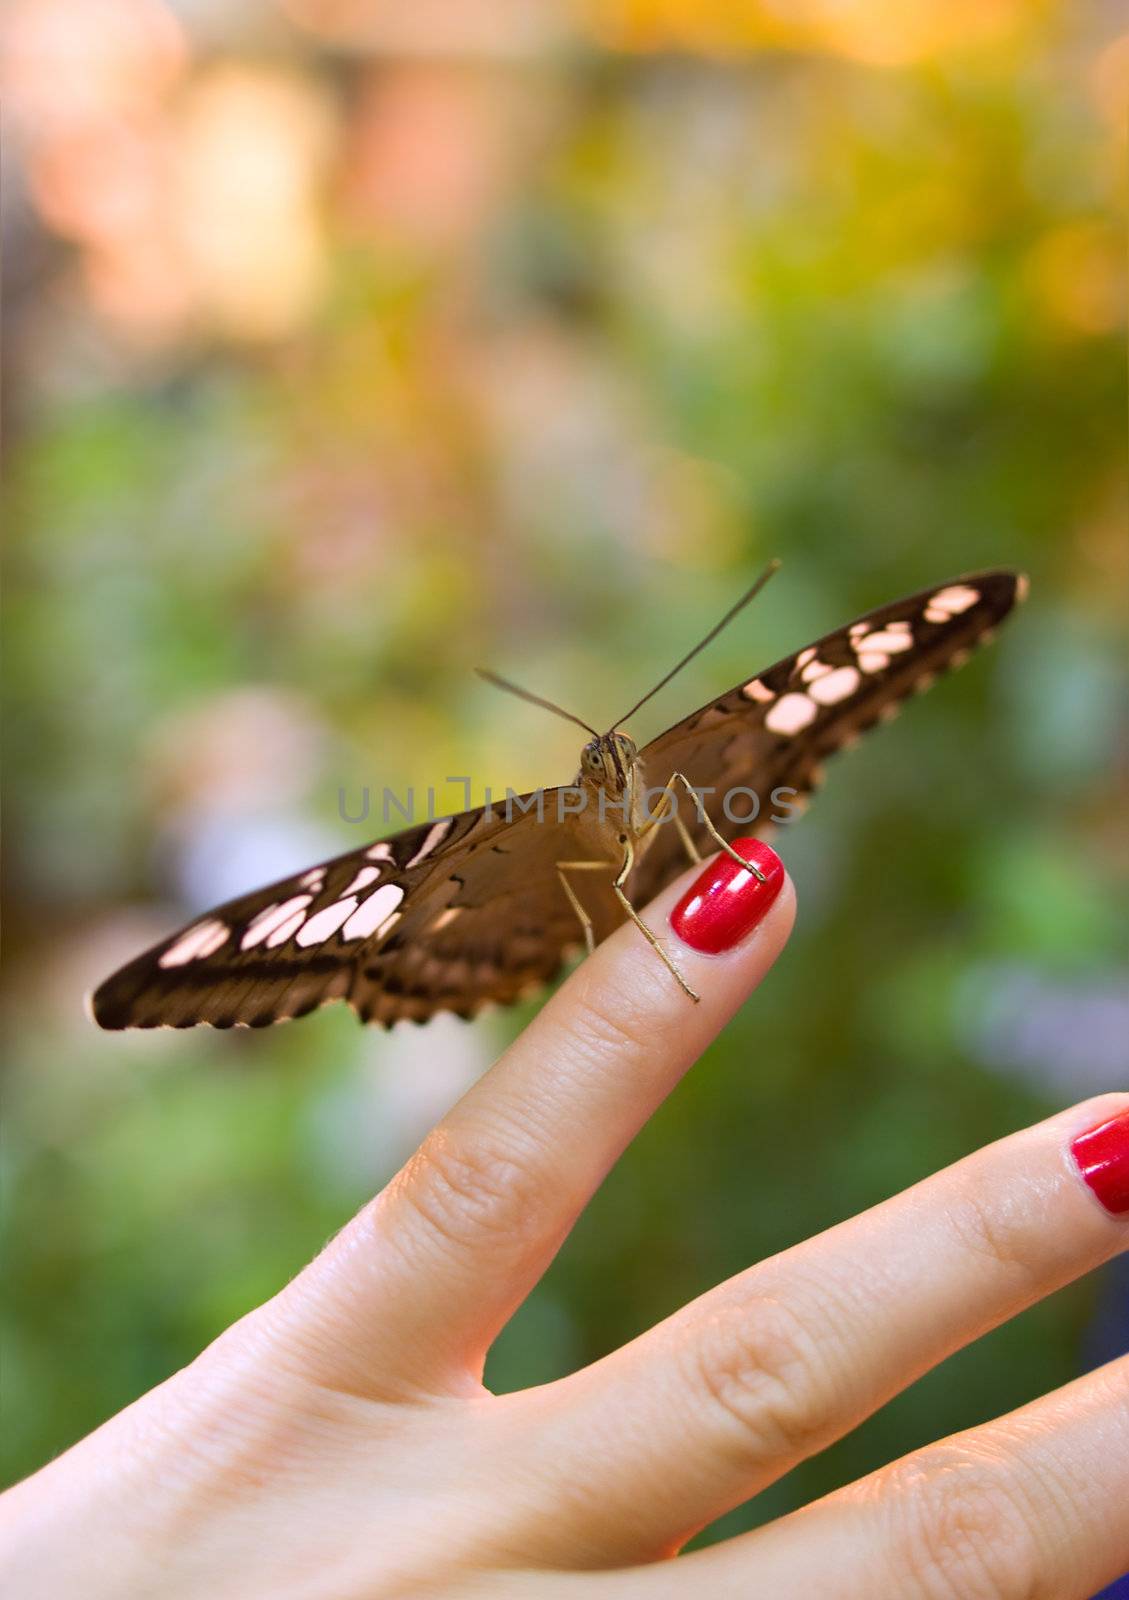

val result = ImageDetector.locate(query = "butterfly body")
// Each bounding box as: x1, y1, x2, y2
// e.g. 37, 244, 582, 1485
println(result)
90, 569, 1027, 1031
571, 732, 650, 849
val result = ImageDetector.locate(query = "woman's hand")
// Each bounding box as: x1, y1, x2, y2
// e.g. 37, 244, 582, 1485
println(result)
3, 840, 1128, 1599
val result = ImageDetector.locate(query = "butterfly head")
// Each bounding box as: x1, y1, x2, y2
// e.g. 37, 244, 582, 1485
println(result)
579, 731, 639, 795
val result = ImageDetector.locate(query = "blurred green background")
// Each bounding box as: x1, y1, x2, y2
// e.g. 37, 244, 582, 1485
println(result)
3, 0, 1127, 1550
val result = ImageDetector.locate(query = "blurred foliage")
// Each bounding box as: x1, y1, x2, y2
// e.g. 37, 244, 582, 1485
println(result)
2, 0, 1127, 1554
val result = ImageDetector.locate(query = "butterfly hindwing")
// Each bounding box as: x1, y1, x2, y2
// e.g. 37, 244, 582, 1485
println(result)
346, 789, 624, 1025
626, 569, 1026, 907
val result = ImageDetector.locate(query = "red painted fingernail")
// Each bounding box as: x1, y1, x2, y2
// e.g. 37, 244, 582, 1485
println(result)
670, 838, 784, 955
1071, 1109, 1129, 1215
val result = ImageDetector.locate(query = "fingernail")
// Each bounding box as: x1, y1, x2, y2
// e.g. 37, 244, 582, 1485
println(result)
670, 838, 784, 955
1071, 1108, 1129, 1215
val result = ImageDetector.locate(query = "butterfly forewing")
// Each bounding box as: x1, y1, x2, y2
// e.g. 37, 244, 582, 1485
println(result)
626, 569, 1026, 907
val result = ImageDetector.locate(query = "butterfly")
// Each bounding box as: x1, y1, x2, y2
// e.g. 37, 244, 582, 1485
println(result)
91, 568, 1026, 1030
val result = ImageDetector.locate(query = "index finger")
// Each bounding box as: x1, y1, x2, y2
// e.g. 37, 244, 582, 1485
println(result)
271, 840, 795, 1396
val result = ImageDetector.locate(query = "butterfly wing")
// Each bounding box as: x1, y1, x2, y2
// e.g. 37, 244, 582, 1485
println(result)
348, 796, 623, 1026
627, 569, 1027, 906
92, 570, 1025, 1030
91, 792, 621, 1030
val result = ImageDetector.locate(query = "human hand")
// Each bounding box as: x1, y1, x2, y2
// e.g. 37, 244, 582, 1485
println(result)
3, 839, 1128, 1599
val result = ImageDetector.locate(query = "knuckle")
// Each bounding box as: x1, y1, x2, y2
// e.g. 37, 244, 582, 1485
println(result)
568, 973, 653, 1069
947, 1183, 1038, 1281
687, 1294, 837, 1466
141, 1356, 331, 1506
882, 1445, 1046, 1600
396, 1126, 545, 1256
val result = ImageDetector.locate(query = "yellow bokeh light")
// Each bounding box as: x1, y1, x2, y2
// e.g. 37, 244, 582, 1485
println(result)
1025, 223, 1126, 338
580, 0, 1040, 63
172, 66, 337, 341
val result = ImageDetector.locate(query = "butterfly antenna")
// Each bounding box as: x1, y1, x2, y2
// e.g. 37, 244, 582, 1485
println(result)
475, 668, 599, 738
610, 559, 781, 731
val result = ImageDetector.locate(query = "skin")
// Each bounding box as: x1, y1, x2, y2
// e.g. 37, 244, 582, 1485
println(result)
2, 853, 1128, 1599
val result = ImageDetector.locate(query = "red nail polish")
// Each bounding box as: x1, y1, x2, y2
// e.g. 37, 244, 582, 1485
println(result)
1071, 1109, 1129, 1215
670, 838, 784, 955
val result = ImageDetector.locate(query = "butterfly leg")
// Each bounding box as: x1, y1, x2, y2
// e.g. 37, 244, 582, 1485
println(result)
639, 782, 702, 865
661, 771, 768, 883
556, 860, 613, 956
612, 842, 699, 1003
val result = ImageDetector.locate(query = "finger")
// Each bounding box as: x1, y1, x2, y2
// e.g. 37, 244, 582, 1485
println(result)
267, 839, 795, 1395
529, 1095, 1129, 1560
664, 1353, 1129, 1600
486, 1356, 1129, 1598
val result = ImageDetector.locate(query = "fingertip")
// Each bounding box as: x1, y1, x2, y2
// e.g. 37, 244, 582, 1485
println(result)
1065, 1097, 1129, 1219
668, 838, 791, 959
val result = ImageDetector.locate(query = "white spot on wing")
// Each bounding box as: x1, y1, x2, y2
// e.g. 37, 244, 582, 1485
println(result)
742, 678, 774, 703
801, 659, 833, 683
159, 919, 229, 967
857, 651, 889, 673
924, 584, 979, 623
241, 895, 313, 951
934, 584, 979, 613
342, 864, 381, 896
856, 629, 913, 654
796, 646, 817, 668
406, 818, 451, 868
299, 867, 326, 890
365, 842, 394, 862
808, 665, 861, 705
296, 897, 358, 947
765, 693, 818, 735
343, 883, 405, 939
267, 909, 310, 948
429, 906, 463, 932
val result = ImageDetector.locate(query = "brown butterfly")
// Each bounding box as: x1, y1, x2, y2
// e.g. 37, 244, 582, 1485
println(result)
90, 568, 1026, 1030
